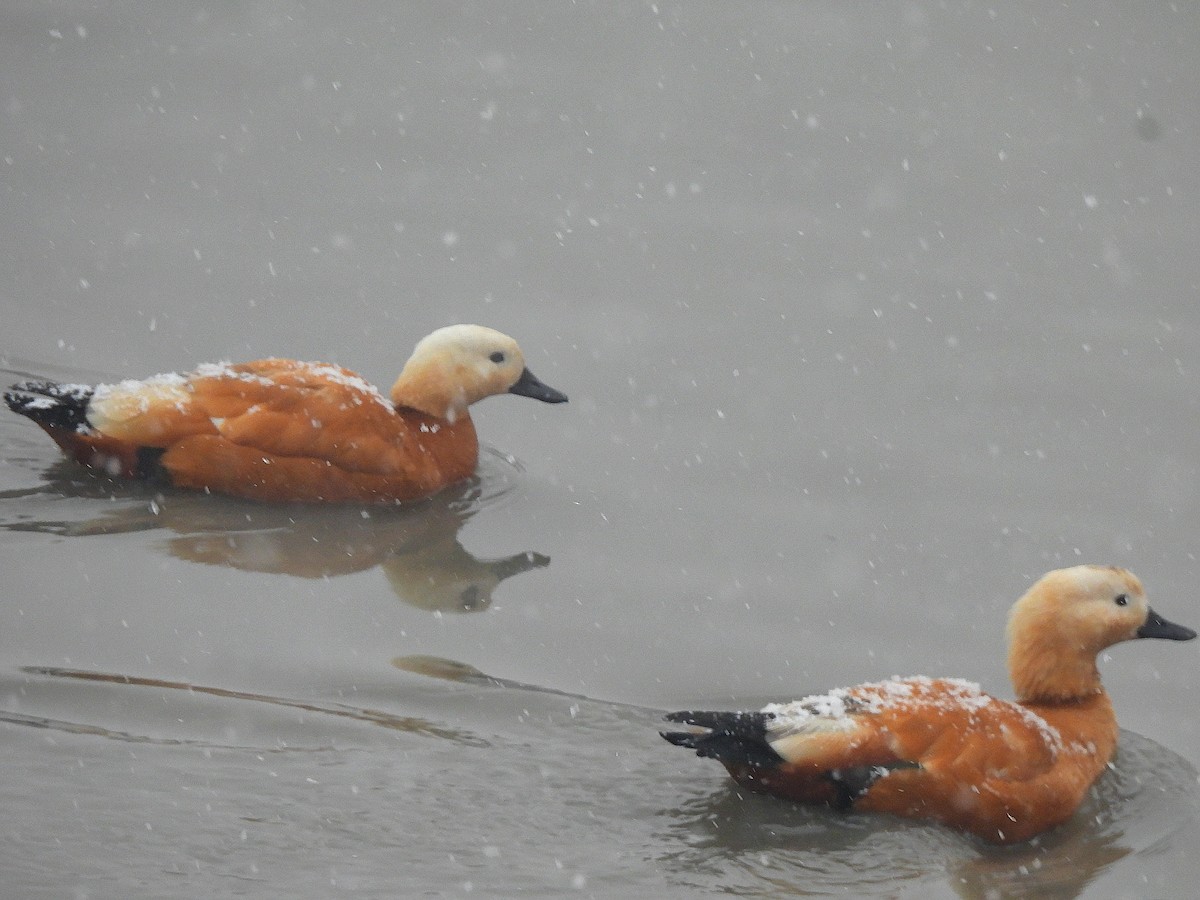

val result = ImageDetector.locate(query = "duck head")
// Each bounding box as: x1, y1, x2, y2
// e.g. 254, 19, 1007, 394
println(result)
1006, 565, 1195, 703
390, 325, 568, 422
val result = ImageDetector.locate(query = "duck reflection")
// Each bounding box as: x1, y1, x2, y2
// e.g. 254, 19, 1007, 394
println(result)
949, 831, 1129, 899
0, 458, 550, 613
654, 786, 1126, 898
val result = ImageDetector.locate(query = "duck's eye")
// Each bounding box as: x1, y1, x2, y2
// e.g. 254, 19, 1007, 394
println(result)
489, 351, 506, 364
1114, 593, 1129, 607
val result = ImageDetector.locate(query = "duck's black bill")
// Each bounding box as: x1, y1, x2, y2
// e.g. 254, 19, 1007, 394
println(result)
1136, 607, 1197, 641
509, 367, 568, 404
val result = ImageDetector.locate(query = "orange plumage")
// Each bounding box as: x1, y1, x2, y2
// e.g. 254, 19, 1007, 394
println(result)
662, 565, 1195, 843
5, 325, 567, 504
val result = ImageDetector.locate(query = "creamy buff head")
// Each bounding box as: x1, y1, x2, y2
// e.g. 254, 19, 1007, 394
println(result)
390, 325, 529, 420
1006, 565, 1148, 702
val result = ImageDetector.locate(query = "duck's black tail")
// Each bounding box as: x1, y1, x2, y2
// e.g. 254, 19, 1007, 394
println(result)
662, 708, 920, 809
660, 709, 785, 769
4, 381, 94, 433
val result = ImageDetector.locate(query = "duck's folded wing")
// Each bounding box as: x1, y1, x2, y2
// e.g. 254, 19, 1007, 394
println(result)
847, 679, 1062, 784
843, 681, 1073, 842
664, 678, 1063, 803
90, 360, 412, 476
189, 361, 412, 475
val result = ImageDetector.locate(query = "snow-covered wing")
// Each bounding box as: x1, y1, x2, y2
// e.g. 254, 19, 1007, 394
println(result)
761, 676, 1063, 782
186, 360, 411, 476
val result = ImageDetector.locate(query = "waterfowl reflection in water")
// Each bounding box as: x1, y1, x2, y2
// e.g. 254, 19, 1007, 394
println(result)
0, 448, 549, 614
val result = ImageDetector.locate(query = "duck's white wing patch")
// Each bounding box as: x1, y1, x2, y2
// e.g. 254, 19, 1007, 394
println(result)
89, 372, 191, 432
762, 687, 865, 741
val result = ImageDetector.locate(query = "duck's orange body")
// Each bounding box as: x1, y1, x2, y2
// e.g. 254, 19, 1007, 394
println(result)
663, 566, 1195, 844
711, 676, 1116, 844
6, 325, 567, 504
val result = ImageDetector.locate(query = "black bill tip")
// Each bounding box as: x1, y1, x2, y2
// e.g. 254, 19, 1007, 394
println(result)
1136, 607, 1197, 641
508, 367, 568, 404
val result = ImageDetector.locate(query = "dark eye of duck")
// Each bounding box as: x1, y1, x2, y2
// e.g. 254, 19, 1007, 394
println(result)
1114, 593, 1129, 607
489, 351, 506, 364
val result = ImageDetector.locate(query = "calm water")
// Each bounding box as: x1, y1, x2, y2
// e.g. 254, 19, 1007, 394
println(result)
3, 2, 1199, 897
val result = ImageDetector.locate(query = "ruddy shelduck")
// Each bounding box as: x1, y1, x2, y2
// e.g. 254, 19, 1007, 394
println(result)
4, 324, 567, 503
661, 565, 1195, 843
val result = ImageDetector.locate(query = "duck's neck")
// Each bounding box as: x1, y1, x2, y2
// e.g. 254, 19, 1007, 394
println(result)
396, 405, 479, 483
390, 362, 470, 423
1008, 639, 1103, 703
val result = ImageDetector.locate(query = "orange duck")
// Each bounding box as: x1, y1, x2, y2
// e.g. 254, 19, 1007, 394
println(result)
4, 324, 567, 504
661, 565, 1195, 844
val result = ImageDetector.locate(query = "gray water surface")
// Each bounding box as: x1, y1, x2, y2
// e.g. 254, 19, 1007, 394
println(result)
2, 2, 1199, 897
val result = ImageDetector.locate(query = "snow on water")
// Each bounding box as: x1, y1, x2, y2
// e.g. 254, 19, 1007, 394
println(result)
3, 1, 1200, 897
